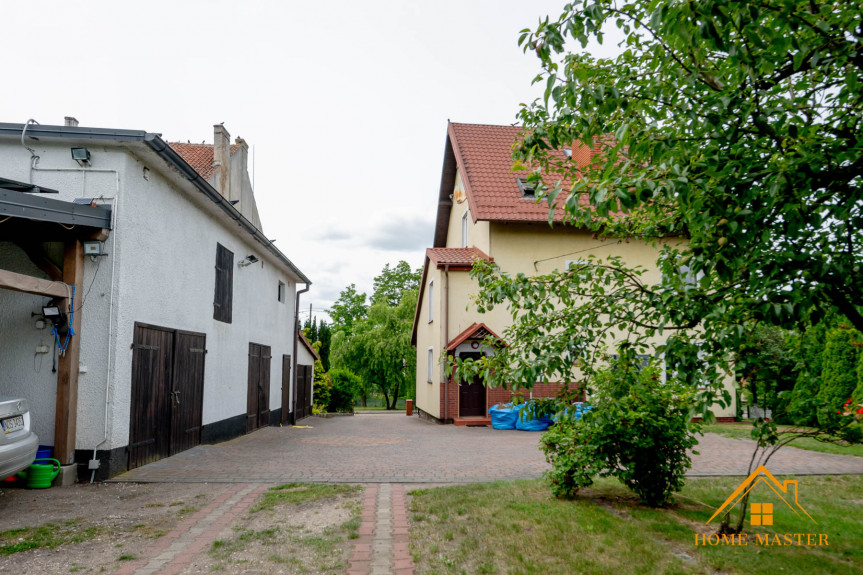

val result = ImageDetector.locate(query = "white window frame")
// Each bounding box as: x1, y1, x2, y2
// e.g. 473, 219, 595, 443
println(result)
428, 280, 434, 323
461, 211, 469, 248
427, 347, 434, 383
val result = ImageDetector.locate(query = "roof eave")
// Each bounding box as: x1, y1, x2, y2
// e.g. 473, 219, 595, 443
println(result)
0, 122, 311, 285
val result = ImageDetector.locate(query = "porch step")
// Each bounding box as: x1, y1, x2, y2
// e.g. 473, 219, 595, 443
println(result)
453, 416, 491, 427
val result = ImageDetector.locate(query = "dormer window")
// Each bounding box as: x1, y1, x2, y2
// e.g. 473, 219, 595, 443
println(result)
516, 177, 545, 198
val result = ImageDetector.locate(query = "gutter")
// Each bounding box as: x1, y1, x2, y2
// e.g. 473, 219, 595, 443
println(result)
0, 122, 310, 285
292, 284, 310, 423
444, 264, 450, 423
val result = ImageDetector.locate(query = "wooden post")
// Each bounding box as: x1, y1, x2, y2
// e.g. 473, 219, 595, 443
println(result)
54, 239, 84, 466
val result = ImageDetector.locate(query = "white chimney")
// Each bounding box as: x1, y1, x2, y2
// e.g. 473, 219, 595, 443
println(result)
213, 124, 231, 197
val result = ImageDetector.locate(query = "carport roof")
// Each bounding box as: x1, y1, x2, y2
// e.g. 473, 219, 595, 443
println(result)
0, 177, 112, 232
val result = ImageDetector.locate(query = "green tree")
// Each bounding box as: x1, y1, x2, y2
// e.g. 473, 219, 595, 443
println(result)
452, 0, 863, 530
332, 293, 417, 409
329, 284, 368, 335
515, 0, 863, 332
786, 318, 833, 426
736, 324, 796, 422
371, 261, 421, 307
816, 327, 862, 428
330, 262, 420, 408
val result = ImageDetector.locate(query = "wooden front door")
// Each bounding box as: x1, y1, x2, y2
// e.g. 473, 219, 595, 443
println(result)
458, 352, 486, 417
170, 331, 206, 455
281, 355, 292, 424
294, 364, 312, 421
129, 323, 207, 470
247, 343, 271, 432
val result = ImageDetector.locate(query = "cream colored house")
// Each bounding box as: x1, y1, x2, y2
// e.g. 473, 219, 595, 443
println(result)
410, 122, 736, 425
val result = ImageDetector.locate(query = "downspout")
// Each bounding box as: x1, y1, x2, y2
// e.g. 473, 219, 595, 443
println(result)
292, 283, 310, 423
444, 265, 449, 422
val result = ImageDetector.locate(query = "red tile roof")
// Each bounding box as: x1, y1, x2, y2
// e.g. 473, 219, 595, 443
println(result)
169, 142, 239, 180
427, 247, 492, 268
446, 322, 504, 350
449, 122, 599, 224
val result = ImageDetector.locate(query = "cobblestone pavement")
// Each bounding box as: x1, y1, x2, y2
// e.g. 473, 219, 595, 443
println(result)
111, 413, 863, 484
105, 414, 863, 575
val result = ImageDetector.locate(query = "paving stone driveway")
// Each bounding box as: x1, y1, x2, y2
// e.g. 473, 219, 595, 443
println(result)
111, 413, 863, 484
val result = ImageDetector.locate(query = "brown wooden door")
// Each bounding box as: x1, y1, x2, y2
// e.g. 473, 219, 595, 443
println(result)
295, 364, 308, 420
304, 366, 313, 416
129, 324, 174, 469
170, 331, 206, 455
458, 352, 486, 417
247, 343, 271, 432
129, 323, 207, 470
281, 355, 292, 424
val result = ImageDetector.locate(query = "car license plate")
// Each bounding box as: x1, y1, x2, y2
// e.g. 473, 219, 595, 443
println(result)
1, 415, 24, 434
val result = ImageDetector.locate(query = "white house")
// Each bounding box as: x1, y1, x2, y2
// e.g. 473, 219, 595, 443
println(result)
0, 118, 311, 481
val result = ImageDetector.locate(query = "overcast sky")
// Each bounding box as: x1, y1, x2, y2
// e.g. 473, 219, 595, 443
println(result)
2, 0, 603, 323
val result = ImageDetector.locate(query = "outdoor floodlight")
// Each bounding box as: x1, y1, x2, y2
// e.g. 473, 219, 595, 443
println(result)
71, 147, 91, 166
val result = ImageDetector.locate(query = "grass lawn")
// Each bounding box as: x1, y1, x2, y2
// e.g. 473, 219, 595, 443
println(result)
409, 475, 863, 574
702, 423, 863, 458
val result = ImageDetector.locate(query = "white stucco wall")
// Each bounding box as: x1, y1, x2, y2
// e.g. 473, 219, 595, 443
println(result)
0, 135, 303, 453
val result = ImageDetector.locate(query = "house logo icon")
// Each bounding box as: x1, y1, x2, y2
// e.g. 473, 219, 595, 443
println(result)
706, 465, 816, 526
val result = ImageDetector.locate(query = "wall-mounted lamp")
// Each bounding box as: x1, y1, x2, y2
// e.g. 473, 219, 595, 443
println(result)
238, 254, 259, 267
42, 303, 69, 336
71, 147, 91, 166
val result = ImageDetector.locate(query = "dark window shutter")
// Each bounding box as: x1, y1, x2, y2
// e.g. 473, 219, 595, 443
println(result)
214, 243, 234, 323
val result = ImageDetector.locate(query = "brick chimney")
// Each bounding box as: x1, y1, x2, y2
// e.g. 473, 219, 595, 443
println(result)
64, 116, 79, 127
213, 124, 231, 197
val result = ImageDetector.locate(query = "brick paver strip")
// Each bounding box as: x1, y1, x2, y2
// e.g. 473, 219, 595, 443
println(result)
113, 482, 269, 575
111, 415, 863, 485
348, 483, 416, 575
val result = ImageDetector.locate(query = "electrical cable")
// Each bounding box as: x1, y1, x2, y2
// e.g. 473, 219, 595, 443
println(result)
533, 241, 620, 270
73, 256, 102, 313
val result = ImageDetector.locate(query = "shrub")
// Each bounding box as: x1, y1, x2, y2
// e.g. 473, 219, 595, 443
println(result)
786, 320, 830, 426
816, 328, 861, 429
328, 368, 361, 412
540, 353, 699, 507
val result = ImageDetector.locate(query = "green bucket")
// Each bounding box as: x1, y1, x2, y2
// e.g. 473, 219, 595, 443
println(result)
17, 458, 61, 488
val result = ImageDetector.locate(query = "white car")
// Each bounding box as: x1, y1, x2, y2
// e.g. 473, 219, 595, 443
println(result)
0, 396, 39, 479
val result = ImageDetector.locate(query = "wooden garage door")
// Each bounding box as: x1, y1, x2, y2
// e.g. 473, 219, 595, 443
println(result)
170, 331, 206, 455
129, 323, 206, 470
294, 364, 312, 421
246, 343, 271, 432
281, 355, 292, 424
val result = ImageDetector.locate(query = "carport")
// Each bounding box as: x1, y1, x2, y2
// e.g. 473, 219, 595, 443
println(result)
0, 177, 111, 472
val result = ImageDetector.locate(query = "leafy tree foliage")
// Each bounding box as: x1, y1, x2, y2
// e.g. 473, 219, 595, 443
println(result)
330, 261, 420, 409
816, 327, 862, 428
371, 261, 421, 307
329, 284, 367, 335
454, 0, 863, 525
515, 0, 863, 334
328, 368, 362, 413
331, 294, 417, 409
736, 324, 796, 422
303, 317, 332, 371
785, 319, 832, 426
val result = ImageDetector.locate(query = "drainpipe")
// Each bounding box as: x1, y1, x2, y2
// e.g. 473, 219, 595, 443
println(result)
444, 265, 449, 422
292, 283, 310, 423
